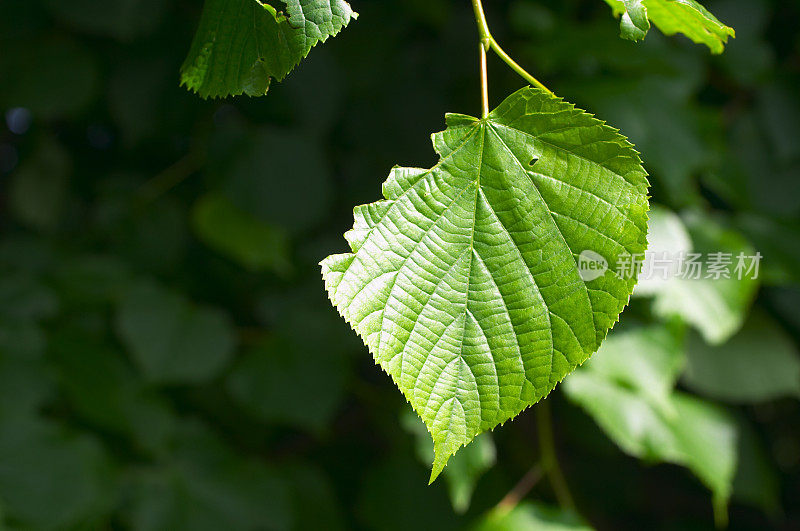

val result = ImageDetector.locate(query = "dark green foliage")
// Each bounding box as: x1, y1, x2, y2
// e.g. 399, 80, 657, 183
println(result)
0, 0, 798, 529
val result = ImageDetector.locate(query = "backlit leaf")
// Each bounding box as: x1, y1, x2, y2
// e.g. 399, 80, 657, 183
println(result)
322, 87, 649, 479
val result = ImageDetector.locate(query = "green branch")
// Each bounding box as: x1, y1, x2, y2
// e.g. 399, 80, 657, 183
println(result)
470, 0, 553, 95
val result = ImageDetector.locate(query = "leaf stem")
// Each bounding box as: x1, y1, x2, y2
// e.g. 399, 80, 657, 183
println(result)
470, 0, 553, 96
489, 40, 553, 95
537, 399, 576, 511
479, 43, 489, 118
471, 0, 493, 45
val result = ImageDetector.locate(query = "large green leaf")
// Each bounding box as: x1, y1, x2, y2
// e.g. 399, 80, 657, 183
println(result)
604, 0, 735, 53
321, 87, 649, 478
181, 0, 357, 98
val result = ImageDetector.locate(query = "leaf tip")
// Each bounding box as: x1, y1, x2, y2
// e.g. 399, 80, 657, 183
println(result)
429, 443, 451, 484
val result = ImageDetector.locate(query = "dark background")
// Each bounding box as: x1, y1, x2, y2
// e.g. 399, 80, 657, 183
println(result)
0, 0, 798, 529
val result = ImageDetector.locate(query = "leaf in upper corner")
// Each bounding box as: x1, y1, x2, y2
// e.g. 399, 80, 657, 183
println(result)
321, 87, 650, 480
181, 0, 357, 99
603, 0, 735, 53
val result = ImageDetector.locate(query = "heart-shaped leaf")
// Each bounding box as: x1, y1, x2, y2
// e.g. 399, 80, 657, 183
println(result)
322, 87, 649, 478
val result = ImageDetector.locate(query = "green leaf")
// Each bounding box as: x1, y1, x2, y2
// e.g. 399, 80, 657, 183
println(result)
181, 0, 357, 99
321, 87, 649, 479
563, 325, 738, 520
683, 313, 800, 403
604, 0, 735, 53
620, 0, 650, 41
668, 393, 738, 523
193, 193, 291, 274
115, 280, 236, 384
474, 502, 592, 531
565, 369, 683, 460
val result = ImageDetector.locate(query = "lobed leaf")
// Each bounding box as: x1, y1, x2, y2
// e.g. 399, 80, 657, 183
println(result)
181, 0, 356, 98
321, 87, 649, 479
